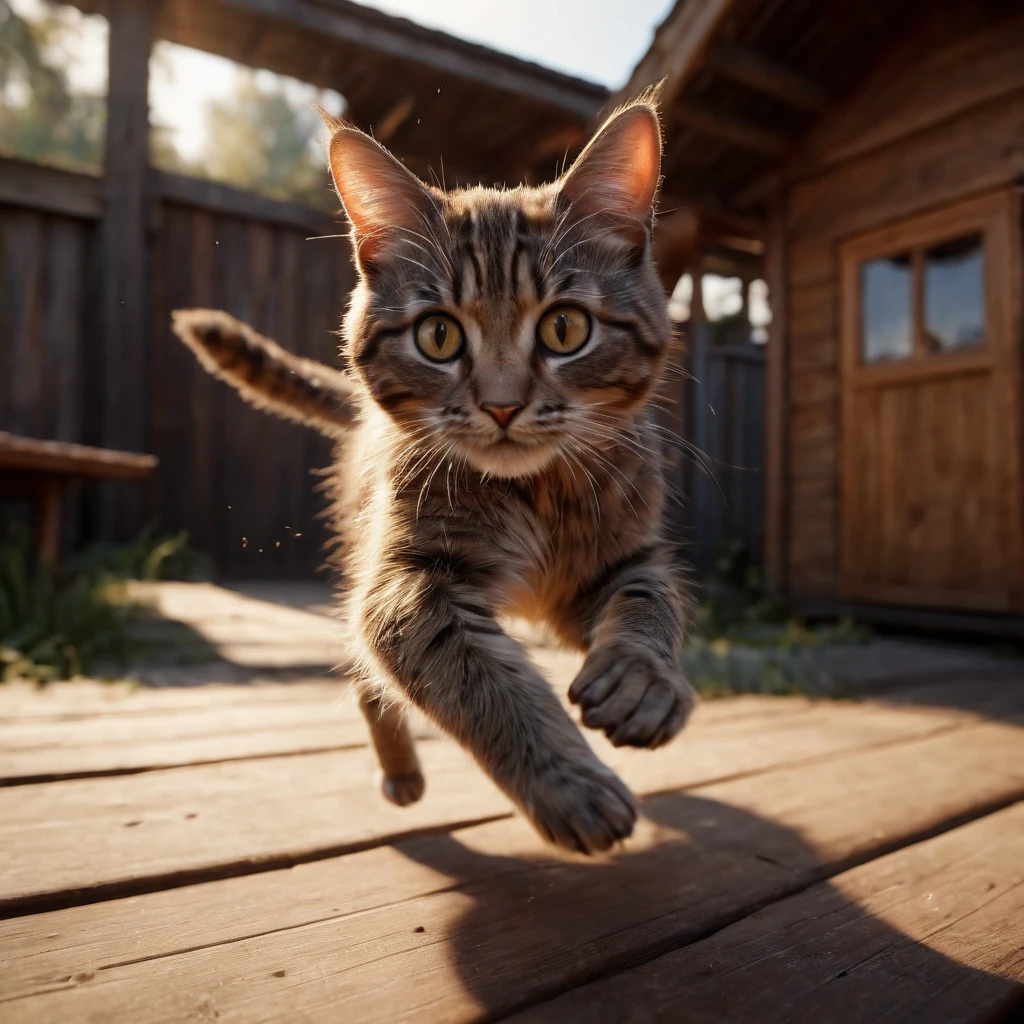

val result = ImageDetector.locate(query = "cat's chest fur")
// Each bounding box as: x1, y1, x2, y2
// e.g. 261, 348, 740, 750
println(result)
500, 453, 661, 645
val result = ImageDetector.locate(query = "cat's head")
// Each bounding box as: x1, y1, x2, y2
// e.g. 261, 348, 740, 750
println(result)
327, 97, 672, 479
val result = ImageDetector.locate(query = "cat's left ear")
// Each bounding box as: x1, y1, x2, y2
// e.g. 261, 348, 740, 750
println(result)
558, 101, 662, 229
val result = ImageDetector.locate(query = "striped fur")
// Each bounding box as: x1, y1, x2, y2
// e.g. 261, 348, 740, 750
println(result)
175, 96, 695, 854
171, 309, 354, 435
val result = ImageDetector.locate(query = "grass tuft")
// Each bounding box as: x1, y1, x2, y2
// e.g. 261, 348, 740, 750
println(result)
0, 526, 212, 683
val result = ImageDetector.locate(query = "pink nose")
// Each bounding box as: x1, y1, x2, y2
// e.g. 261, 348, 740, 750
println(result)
480, 402, 523, 429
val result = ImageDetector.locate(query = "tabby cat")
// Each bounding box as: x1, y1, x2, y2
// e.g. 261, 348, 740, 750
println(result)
172, 96, 694, 854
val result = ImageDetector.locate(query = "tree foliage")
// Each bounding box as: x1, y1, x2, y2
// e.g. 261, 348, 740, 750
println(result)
0, 0, 104, 169
192, 71, 336, 211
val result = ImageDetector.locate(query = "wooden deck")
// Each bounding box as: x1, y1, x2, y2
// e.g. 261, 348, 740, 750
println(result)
1, 593, 1023, 1021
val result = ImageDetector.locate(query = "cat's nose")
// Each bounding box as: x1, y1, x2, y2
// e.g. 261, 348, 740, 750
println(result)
480, 402, 523, 429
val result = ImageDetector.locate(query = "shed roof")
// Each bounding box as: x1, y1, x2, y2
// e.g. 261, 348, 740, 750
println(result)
71, 0, 608, 185
617, 0, 932, 216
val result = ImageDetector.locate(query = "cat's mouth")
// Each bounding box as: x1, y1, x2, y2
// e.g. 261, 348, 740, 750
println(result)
461, 434, 559, 479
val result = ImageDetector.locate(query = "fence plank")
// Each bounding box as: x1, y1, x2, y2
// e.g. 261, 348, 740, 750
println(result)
685, 334, 765, 571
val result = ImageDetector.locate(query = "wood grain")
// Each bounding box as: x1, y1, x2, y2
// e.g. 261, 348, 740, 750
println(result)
515, 803, 1024, 1023
839, 191, 1022, 612
0, 684, 1015, 913
2, 717, 1021, 1021
97, 0, 155, 539
793, 8, 1024, 178
0, 432, 156, 479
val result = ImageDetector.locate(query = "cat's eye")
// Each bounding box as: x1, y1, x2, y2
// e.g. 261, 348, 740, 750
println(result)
537, 306, 591, 356
414, 313, 464, 362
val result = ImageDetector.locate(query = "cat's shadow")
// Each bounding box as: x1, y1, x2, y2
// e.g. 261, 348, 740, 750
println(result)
393, 791, 1022, 1022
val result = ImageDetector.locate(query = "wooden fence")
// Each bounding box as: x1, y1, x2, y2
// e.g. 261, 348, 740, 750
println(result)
683, 336, 766, 575
1, 155, 766, 580
0, 156, 353, 578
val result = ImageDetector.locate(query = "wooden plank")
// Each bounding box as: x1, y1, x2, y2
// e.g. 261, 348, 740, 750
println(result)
0, 157, 102, 219
0, 689, 1014, 914
688, 264, 715, 572
789, 280, 835, 341
763, 191, 787, 591
3, 717, 1021, 1020
42, 219, 86, 444
0, 700, 436, 784
0, 674, 869, 782
787, 91, 1024, 245
789, 368, 837, 407
162, 0, 604, 119
617, 0, 735, 108
0, 742, 512, 915
706, 41, 828, 112
788, 236, 835, 290
98, 0, 155, 538
2, 210, 44, 437
675, 100, 789, 156
794, 8, 1024, 179
0, 432, 156, 479
789, 330, 837, 371
187, 208, 224, 560
0, 677, 344, 721
153, 170, 335, 235
516, 804, 1024, 1023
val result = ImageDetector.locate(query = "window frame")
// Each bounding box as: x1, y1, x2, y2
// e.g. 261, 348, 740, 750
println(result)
840, 192, 1008, 392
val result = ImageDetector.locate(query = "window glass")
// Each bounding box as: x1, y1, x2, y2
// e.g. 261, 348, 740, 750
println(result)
923, 233, 985, 352
861, 254, 912, 363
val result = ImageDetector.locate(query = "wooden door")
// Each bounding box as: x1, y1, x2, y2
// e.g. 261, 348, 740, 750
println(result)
840, 191, 1023, 612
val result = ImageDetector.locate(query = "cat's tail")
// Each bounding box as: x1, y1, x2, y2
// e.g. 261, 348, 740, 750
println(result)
171, 309, 355, 437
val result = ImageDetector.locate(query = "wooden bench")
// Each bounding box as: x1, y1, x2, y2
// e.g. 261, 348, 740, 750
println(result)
0, 431, 158, 567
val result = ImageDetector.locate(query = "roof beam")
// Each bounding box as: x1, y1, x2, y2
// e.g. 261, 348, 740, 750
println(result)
217, 0, 605, 119
616, 0, 736, 108
659, 194, 764, 242
66, 0, 607, 121
675, 100, 788, 155
705, 42, 828, 112
732, 168, 782, 210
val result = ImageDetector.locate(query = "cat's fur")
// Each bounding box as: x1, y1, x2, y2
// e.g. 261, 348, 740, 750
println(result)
171, 96, 695, 854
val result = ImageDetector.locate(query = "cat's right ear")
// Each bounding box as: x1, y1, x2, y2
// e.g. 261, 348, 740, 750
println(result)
323, 117, 438, 268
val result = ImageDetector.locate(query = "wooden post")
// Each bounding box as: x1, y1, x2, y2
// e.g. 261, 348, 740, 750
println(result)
689, 254, 715, 575
99, 0, 155, 540
36, 478, 65, 570
653, 208, 700, 557
763, 189, 788, 594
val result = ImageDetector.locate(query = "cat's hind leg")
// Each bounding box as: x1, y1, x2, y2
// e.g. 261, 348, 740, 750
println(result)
358, 685, 425, 806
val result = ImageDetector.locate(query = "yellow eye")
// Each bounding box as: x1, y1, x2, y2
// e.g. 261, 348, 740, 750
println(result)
538, 306, 590, 355
414, 314, 464, 362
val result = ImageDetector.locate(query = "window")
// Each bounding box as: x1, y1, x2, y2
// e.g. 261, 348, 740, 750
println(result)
923, 234, 985, 353
857, 232, 986, 365
861, 253, 912, 363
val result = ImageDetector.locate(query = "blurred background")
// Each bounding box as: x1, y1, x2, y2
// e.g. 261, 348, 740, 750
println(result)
2, 0, 1023, 684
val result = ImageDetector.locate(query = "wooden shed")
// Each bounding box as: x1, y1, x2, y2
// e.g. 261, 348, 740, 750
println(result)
629, 0, 1024, 628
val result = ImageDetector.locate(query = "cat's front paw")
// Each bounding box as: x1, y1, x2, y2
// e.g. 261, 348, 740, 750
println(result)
524, 758, 637, 854
570, 641, 695, 748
